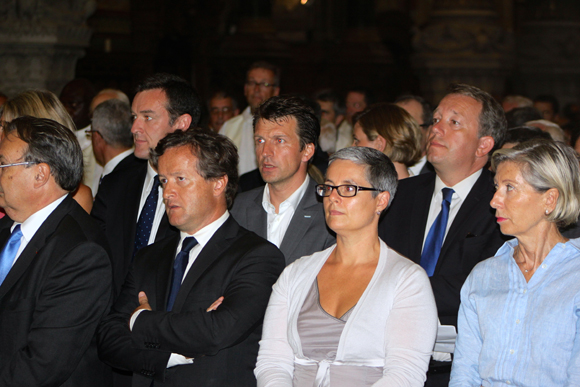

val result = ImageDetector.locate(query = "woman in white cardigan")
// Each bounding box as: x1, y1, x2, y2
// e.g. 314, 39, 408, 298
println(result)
255, 147, 438, 387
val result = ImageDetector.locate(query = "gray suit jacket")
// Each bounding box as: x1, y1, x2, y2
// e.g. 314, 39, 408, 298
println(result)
231, 177, 335, 265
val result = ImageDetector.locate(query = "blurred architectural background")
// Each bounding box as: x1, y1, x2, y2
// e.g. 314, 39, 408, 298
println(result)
1, 0, 580, 107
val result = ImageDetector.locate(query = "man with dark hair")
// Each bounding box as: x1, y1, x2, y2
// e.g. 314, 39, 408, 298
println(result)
505, 106, 543, 128
395, 94, 434, 175
0, 116, 112, 386
379, 84, 507, 386
220, 61, 281, 175
231, 95, 335, 265
98, 129, 284, 387
89, 99, 135, 196
92, 73, 201, 296
534, 94, 560, 123
207, 90, 239, 132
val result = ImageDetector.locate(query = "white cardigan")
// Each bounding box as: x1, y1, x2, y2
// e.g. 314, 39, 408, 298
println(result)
255, 240, 438, 387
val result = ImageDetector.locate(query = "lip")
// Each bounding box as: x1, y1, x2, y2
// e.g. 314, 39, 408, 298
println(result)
328, 210, 343, 216
496, 216, 507, 222
429, 141, 445, 148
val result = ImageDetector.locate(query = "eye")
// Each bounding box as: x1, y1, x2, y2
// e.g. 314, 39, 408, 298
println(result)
493, 183, 498, 191
432, 117, 440, 125
344, 185, 356, 192
506, 184, 514, 191
177, 176, 186, 182
131, 114, 137, 122
159, 177, 168, 185
255, 138, 265, 144
451, 119, 460, 125
144, 116, 152, 121
276, 138, 285, 144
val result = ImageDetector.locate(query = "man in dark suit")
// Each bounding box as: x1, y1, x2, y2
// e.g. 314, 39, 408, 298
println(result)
379, 84, 509, 386
97, 129, 285, 386
91, 73, 201, 295
231, 95, 335, 265
0, 117, 113, 386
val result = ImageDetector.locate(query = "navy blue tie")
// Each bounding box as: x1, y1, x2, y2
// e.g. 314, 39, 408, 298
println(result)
166, 237, 198, 311
0, 225, 23, 285
134, 175, 161, 257
420, 188, 454, 277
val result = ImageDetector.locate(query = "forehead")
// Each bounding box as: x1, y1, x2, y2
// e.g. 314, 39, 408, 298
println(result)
346, 92, 365, 103
255, 116, 299, 138
158, 145, 199, 174
317, 100, 334, 110
209, 97, 233, 108
247, 68, 275, 81
326, 159, 368, 183
132, 89, 168, 112
0, 134, 27, 159
437, 94, 482, 119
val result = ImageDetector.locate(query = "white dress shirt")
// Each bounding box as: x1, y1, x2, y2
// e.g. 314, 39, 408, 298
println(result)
11, 194, 67, 264
421, 169, 482, 251
408, 155, 428, 177
219, 107, 257, 176
335, 120, 353, 151
76, 125, 104, 193
131, 211, 230, 368
137, 162, 165, 245
262, 175, 309, 248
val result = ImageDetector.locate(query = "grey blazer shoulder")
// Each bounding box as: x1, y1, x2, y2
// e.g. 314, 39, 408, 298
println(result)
231, 177, 335, 265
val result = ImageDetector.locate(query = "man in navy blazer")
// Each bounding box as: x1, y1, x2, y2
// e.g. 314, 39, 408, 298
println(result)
0, 117, 113, 386
97, 129, 285, 386
231, 96, 335, 265
379, 84, 509, 386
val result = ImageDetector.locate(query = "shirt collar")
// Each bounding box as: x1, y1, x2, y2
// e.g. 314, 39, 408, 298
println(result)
434, 169, 482, 201
262, 175, 310, 215
242, 106, 253, 123
14, 194, 68, 240
179, 210, 230, 250
102, 148, 134, 177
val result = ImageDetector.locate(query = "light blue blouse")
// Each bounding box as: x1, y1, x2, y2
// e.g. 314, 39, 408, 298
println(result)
450, 238, 580, 387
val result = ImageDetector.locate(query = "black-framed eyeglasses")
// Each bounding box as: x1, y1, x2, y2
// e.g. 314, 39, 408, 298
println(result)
245, 80, 275, 89
85, 129, 101, 138
0, 162, 35, 169
316, 184, 381, 198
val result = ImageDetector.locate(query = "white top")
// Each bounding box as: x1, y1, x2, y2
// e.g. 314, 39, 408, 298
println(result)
255, 240, 438, 387
11, 194, 67, 263
76, 125, 104, 192
262, 175, 310, 248
219, 107, 257, 176
422, 169, 482, 251
137, 162, 165, 245
408, 155, 427, 177
92, 148, 134, 197
335, 120, 353, 152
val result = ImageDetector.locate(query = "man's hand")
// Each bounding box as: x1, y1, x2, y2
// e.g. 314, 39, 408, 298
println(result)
133, 291, 152, 314
206, 296, 224, 312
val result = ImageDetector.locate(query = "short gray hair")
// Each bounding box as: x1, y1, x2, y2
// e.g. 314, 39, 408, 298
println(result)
492, 139, 580, 227
92, 99, 134, 148
329, 147, 398, 209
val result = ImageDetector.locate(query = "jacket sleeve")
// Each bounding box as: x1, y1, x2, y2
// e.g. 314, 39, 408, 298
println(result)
0, 243, 112, 387
254, 265, 295, 387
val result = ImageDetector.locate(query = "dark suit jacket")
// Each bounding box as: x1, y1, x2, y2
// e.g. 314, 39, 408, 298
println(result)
97, 216, 285, 387
379, 170, 508, 327
0, 195, 113, 387
231, 177, 335, 265
91, 154, 177, 295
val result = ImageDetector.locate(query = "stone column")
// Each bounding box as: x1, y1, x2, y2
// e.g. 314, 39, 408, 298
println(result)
0, 1, 96, 97
412, 0, 514, 104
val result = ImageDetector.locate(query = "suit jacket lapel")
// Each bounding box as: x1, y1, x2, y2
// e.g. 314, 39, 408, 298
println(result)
0, 196, 74, 299
279, 179, 318, 259
246, 188, 267, 239
126, 162, 148, 251
153, 235, 180, 311
171, 217, 238, 312
408, 175, 436, 261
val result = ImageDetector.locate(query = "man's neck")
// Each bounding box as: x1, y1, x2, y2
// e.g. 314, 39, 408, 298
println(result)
268, 173, 308, 213
103, 146, 131, 166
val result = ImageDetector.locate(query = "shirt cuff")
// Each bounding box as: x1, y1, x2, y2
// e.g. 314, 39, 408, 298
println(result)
167, 354, 194, 368
129, 309, 147, 331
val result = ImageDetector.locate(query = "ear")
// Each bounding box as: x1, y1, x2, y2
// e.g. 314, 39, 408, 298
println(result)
544, 187, 559, 213
33, 163, 51, 189
173, 114, 193, 130
373, 135, 387, 153
376, 191, 390, 214
475, 136, 495, 158
301, 143, 315, 163
212, 175, 228, 197
273, 87, 280, 97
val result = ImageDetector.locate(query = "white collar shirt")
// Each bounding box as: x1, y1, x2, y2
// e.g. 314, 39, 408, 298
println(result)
422, 169, 483, 251
408, 155, 428, 176
12, 194, 68, 264
262, 175, 310, 248
137, 162, 165, 245
92, 148, 134, 197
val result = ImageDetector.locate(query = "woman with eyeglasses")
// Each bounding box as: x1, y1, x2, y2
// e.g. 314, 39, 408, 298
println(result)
255, 147, 438, 387
0, 90, 94, 213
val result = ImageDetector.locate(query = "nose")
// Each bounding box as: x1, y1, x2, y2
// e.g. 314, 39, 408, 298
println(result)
261, 140, 274, 157
490, 190, 502, 209
131, 118, 141, 134
162, 181, 175, 201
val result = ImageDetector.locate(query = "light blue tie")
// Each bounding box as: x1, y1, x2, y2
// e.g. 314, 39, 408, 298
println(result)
420, 188, 454, 277
0, 225, 23, 285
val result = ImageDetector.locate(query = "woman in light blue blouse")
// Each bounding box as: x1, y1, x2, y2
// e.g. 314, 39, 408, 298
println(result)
450, 139, 580, 387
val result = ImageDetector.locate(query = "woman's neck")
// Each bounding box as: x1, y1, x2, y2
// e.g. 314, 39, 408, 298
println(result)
515, 223, 567, 277
393, 162, 409, 179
